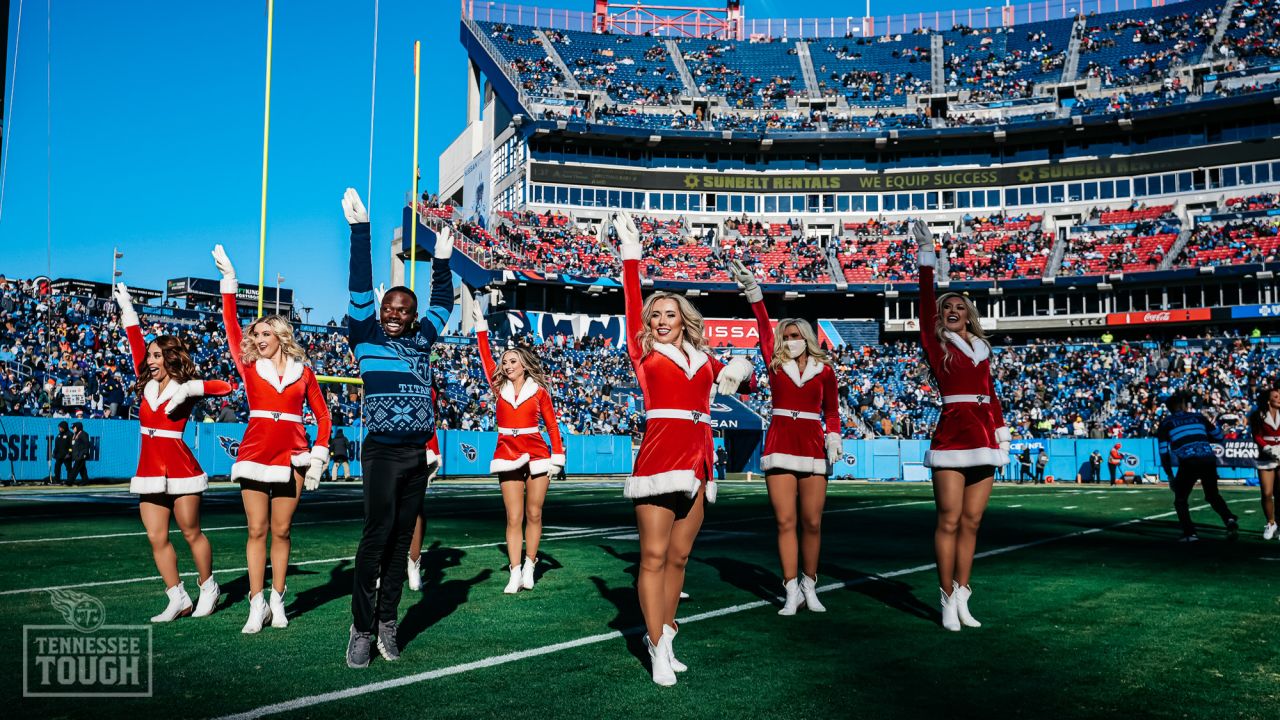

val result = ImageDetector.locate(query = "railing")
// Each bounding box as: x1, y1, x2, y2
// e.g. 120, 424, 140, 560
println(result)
466, 0, 1194, 38
461, 13, 532, 108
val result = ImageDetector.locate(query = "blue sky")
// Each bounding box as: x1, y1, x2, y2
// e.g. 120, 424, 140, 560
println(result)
1, 0, 1014, 323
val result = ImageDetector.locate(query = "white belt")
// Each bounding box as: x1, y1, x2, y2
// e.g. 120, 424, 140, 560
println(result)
942, 394, 993, 405
1263, 436, 1280, 443
140, 427, 183, 439
249, 410, 304, 423
498, 426, 541, 436
771, 409, 823, 422
646, 409, 712, 425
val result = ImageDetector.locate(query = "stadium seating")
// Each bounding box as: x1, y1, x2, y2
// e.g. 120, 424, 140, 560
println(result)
677, 37, 806, 109
809, 35, 930, 107
1059, 204, 1179, 276
942, 20, 1070, 101
1078, 0, 1221, 87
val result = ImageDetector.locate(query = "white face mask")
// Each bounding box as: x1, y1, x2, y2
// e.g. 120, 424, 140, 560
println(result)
784, 339, 807, 357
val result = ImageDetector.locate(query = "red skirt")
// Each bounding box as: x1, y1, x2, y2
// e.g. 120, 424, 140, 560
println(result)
491, 433, 553, 476
761, 415, 827, 476
131, 436, 208, 495
626, 418, 718, 503
925, 403, 1009, 469
232, 417, 311, 483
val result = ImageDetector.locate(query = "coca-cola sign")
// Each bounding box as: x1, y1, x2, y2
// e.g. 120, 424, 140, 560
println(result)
1107, 308, 1209, 326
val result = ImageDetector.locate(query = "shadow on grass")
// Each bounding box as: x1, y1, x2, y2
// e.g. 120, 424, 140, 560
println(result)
398, 541, 491, 650
592, 544, 647, 667
695, 555, 780, 606
279, 561, 349, 619
822, 563, 939, 624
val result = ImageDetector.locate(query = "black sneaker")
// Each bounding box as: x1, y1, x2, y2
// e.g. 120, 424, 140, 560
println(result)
1226, 517, 1239, 542
346, 624, 373, 668
376, 619, 400, 661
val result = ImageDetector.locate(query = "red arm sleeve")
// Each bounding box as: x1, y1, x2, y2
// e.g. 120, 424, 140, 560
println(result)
750, 298, 774, 367
125, 325, 146, 375
986, 362, 1007, 432
918, 265, 943, 370
623, 258, 645, 369
201, 380, 234, 397
540, 389, 565, 455
221, 292, 248, 379
822, 365, 841, 435
477, 329, 498, 384
304, 370, 331, 449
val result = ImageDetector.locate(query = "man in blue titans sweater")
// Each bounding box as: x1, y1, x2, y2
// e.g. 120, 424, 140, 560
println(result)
1156, 391, 1239, 543
341, 188, 455, 668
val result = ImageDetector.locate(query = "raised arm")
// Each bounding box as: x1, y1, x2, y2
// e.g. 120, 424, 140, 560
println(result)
418, 226, 457, 344
342, 188, 379, 347
614, 213, 645, 370
475, 323, 498, 384
212, 245, 248, 379
729, 258, 772, 365
112, 283, 146, 374
912, 220, 944, 367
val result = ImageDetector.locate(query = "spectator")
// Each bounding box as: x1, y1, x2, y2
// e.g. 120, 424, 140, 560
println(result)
1035, 448, 1048, 484
330, 429, 352, 482
52, 421, 73, 485
69, 422, 91, 485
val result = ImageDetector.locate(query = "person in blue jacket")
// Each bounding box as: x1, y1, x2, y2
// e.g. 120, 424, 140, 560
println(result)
1156, 392, 1239, 543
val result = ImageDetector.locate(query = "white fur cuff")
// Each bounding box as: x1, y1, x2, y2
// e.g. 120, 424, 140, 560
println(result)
474, 318, 488, 333
620, 244, 642, 262
310, 445, 330, 465
744, 286, 763, 304
918, 249, 937, 268
185, 380, 206, 398
994, 426, 1012, 444
119, 308, 140, 328
220, 276, 238, 294
550, 453, 566, 469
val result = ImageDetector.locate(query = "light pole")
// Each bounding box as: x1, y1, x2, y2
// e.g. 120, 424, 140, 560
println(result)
301, 305, 313, 323
112, 248, 124, 284
274, 273, 285, 316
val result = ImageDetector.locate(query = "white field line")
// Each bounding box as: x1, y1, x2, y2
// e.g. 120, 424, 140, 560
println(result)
213, 499, 1245, 720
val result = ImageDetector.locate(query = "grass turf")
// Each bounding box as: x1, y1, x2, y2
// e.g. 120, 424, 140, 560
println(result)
1, 480, 1277, 719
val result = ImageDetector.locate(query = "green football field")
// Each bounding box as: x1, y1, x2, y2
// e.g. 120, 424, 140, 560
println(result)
1, 480, 1277, 719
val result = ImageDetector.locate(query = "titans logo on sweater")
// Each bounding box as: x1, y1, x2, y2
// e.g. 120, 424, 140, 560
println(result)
348, 221, 454, 446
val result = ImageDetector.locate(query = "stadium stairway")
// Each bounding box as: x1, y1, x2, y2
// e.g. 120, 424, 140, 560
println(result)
930, 34, 944, 91
535, 29, 583, 92
1160, 227, 1194, 270
796, 41, 820, 99
1202, 0, 1240, 62
665, 39, 698, 98
1044, 229, 1069, 279
1062, 15, 1087, 82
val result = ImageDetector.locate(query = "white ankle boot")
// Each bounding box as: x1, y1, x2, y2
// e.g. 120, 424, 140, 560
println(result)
192, 576, 220, 618
644, 633, 678, 686
268, 586, 289, 628
939, 587, 961, 632
407, 555, 422, 592
520, 556, 536, 590
778, 578, 803, 616
503, 565, 522, 594
952, 581, 981, 628
150, 583, 193, 623
241, 591, 272, 634
662, 624, 687, 673
799, 574, 827, 612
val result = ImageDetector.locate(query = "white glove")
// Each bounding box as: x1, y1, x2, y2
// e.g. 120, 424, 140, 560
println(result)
163, 380, 204, 417
304, 458, 324, 490
112, 282, 139, 327
470, 298, 487, 333
373, 282, 386, 309
342, 187, 369, 224
549, 453, 566, 476
912, 220, 937, 268
613, 212, 641, 261
716, 356, 754, 395
728, 259, 762, 303
825, 432, 843, 468
211, 244, 238, 294
433, 225, 454, 260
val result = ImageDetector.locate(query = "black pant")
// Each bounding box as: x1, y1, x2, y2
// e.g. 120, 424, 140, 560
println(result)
1170, 459, 1236, 536
1035, 466, 1045, 484
1019, 464, 1032, 483
352, 437, 428, 632
1109, 464, 1118, 484
69, 459, 89, 485
53, 457, 72, 484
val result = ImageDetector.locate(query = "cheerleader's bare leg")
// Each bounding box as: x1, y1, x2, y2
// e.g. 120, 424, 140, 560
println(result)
523, 473, 550, 561
634, 502, 677, 645
409, 515, 425, 563
241, 486, 271, 596
267, 471, 305, 593
172, 493, 212, 584
499, 469, 529, 569
765, 472, 800, 581
140, 496, 181, 588
663, 486, 706, 630
931, 470, 965, 592
1259, 468, 1276, 528
797, 475, 827, 579
954, 475, 993, 588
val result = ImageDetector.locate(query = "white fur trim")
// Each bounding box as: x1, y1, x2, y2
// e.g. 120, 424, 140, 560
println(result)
119, 308, 140, 328
760, 452, 827, 476
718, 356, 754, 387
549, 453, 566, 468
290, 452, 313, 468
780, 358, 824, 388
620, 243, 641, 262
474, 318, 489, 333
705, 480, 717, 503
254, 358, 305, 393
425, 448, 440, 466
918, 249, 937, 268
220, 277, 238, 294
944, 331, 991, 364
651, 341, 709, 380
185, 380, 206, 398
143, 379, 182, 412
232, 461, 296, 483
624, 469, 700, 499
924, 446, 1010, 468
491, 454, 532, 473
528, 457, 553, 476
994, 426, 1011, 444
500, 379, 540, 409
1265, 410, 1280, 430
1257, 459, 1280, 470
131, 474, 208, 495
309, 445, 330, 464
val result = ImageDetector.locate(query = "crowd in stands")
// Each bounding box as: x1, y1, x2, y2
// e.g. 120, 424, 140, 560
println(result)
1174, 217, 1280, 267
943, 25, 1066, 101
1215, 0, 1280, 64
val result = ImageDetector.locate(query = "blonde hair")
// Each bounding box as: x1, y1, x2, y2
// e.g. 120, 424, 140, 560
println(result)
769, 318, 830, 372
490, 347, 550, 393
240, 315, 309, 366
635, 292, 707, 356
933, 292, 988, 367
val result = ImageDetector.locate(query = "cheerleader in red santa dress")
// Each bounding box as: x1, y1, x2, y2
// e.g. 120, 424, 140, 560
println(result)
471, 303, 566, 594
912, 220, 1010, 632
729, 260, 842, 616
1248, 386, 1280, 540
211, 245, 331, 634
113, 284, 234, 622
614, 212, 756, 686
